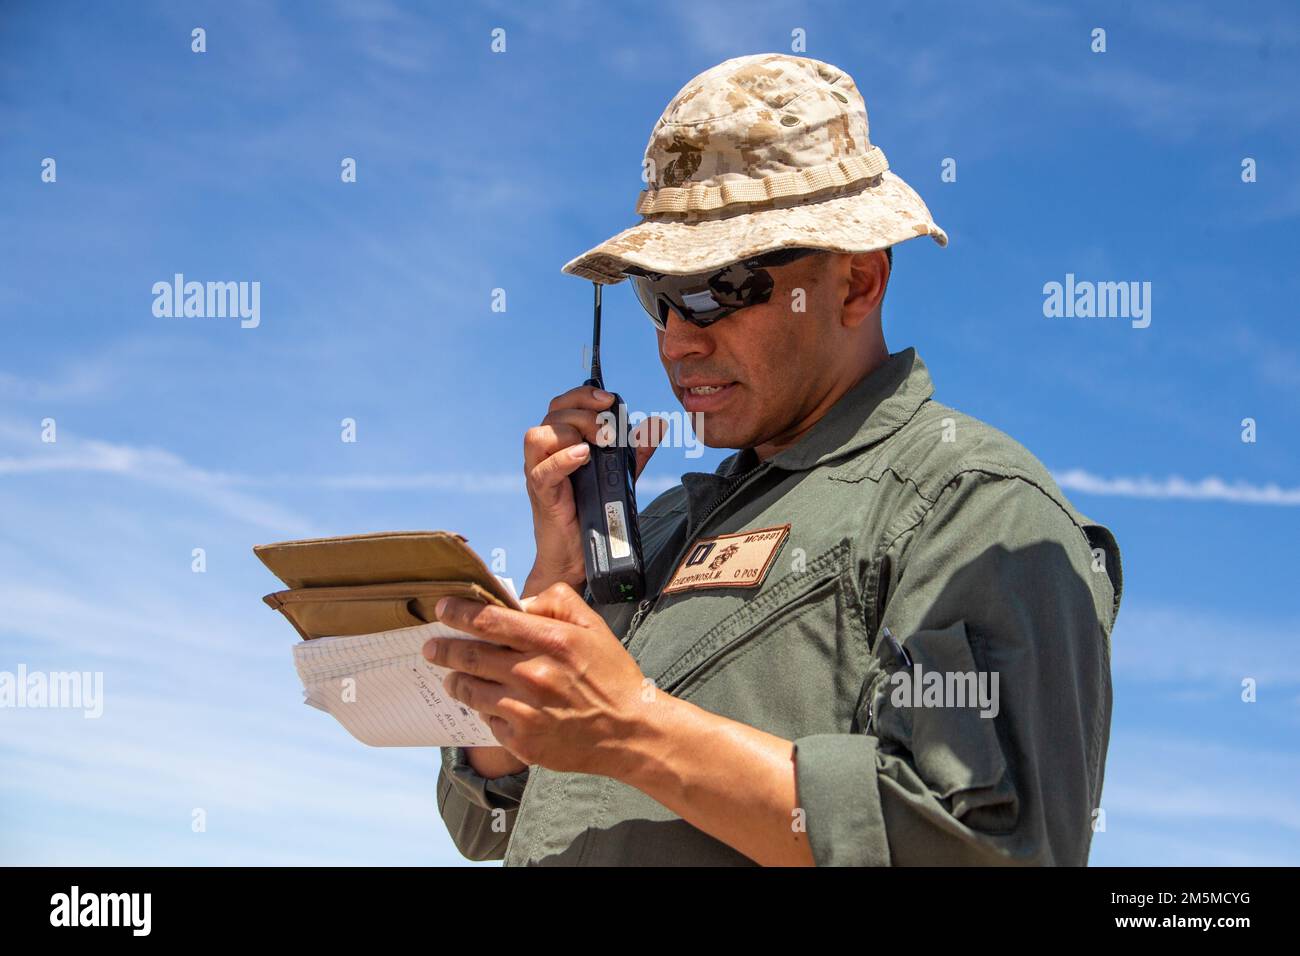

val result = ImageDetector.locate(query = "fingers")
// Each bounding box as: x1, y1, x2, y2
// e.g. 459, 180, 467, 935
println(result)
434, 586, 605, 657
524, 386, 616, 470
525, 427, 592, 512
422, 635, 526, 685
441, 671, 525, 725
434, 597, 566, 656
523, 420, 583, 475
525, 413, 597, 463
545, 384, 615, 418
546, 408, 616, 449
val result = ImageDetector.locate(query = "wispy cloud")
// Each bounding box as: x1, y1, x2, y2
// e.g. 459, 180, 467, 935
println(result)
0, 423, 315, 534
7, 419, 1291, 509
1098, 731, 1300, 865
1091, 681, 1300, 867
0, 415, 687, 500
0, 687, 473, 865
1053, 468, 1300, 505
0, 365, 114, 402
1131, 0, 1300, 51
1113, 603, 1300, 685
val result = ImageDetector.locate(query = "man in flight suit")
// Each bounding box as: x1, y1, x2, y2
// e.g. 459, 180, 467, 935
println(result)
425, 53, 1122, 866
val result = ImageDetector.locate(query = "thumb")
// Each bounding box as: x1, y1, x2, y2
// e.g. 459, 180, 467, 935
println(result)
631, 415, 668, 480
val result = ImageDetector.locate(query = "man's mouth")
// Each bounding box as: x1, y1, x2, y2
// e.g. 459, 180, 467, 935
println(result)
679, 381, 739, 412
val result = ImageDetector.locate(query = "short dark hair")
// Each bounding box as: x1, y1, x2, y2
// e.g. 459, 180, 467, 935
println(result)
772, 246, 892, 269
759, 246, 891, 283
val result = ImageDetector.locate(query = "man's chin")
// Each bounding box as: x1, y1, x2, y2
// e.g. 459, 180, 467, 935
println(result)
689, 417, 758, 451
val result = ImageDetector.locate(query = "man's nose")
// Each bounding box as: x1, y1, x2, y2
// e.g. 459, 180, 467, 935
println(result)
658, 307, 715, 360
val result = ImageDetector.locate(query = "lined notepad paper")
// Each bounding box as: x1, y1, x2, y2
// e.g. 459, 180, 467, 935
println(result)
291, 577, 517, 747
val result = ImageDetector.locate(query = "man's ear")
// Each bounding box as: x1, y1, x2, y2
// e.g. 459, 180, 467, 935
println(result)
841, 250, 888, 329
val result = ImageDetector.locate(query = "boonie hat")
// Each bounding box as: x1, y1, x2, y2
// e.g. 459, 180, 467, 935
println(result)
562, 52, 947, 285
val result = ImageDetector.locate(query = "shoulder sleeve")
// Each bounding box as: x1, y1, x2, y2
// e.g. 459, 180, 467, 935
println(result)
792, 470, 1116, 865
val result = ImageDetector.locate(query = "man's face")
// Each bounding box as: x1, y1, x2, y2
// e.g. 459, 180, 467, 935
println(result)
655, 251, 866, 452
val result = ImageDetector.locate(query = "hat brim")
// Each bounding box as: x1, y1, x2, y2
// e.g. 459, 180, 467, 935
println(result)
561, 170, 947, 284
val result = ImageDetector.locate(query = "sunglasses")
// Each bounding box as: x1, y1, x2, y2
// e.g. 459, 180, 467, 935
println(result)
626, 247, 823, 331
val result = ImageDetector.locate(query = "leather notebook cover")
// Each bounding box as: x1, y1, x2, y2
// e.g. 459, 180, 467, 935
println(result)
254, 530, 520, 640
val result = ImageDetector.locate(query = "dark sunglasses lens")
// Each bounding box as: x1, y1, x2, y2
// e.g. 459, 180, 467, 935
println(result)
631, 274, 707, 329
665, 286, 738, 327
708, 263, 774, 309
629, 254, 794, 329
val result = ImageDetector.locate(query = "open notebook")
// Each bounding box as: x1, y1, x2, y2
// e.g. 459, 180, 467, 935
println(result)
256, 531, 524, 748
291, 575, 518, 747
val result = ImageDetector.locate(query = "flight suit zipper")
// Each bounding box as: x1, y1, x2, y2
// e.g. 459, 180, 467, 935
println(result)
620, 459, 772, 650
622, 598, 653, 648
574, 459, 772, 866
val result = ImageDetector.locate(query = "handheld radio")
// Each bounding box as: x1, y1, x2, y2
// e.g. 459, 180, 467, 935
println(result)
570, 282, 646, 604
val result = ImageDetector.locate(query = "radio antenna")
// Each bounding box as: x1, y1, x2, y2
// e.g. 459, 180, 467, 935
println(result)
588, 282, 604, 389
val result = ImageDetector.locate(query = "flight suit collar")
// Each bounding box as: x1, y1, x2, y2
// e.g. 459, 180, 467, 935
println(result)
766, 346, 934, 471
675, 347, 934, 534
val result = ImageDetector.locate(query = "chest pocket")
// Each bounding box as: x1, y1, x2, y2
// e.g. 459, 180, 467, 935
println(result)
654, 542, 871, 739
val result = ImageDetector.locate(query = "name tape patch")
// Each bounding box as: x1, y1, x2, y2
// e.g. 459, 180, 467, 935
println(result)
663, 523, 792, 594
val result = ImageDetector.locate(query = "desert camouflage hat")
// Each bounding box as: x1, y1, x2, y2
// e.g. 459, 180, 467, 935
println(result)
561, 52, 948, 285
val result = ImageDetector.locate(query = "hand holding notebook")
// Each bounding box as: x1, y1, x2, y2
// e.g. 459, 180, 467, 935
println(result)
255, 530, 520, 747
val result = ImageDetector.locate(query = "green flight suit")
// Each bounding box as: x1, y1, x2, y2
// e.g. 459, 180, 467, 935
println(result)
436, 347, 1122, 865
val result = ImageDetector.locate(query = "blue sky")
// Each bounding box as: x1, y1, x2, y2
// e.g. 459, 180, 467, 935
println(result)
1, 0, 1297, 865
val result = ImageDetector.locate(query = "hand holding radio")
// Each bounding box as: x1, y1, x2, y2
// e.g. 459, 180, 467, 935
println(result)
523, 383, 665, 600
567, 284, 664, 604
